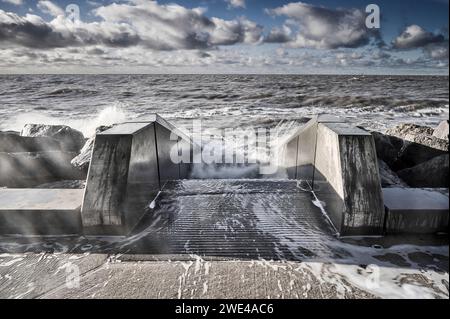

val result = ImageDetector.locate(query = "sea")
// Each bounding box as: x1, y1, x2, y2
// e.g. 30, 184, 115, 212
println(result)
0, 74, 448, 137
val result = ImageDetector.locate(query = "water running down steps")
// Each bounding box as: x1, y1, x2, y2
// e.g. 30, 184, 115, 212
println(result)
127, 179, 338, 261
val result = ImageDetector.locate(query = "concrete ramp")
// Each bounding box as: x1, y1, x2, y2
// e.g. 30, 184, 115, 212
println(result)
127, 179, 337, 260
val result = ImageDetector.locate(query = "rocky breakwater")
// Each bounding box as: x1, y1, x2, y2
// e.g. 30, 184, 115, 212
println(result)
372, 120, 449, 188
0, 125, 87, 188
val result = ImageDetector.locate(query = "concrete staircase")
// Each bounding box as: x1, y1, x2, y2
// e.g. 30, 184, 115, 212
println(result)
0, 114, 448, 241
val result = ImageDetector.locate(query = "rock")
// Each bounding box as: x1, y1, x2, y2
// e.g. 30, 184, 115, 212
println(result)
385, 123, 448, 170
397, 154, 449, 188
21, 124, 85, 153
378, 160, 408, 188
371, 131, 403, 167
71, 125, 112, 172
36, 180, 86, 189
0, 132, 62, 153
433, 120, 449, 141
386, 123, 448, 152
397, 141, 447, 169
0, 152, 87, 188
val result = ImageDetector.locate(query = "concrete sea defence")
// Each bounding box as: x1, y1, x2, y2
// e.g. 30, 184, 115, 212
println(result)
0, 115, 448, 238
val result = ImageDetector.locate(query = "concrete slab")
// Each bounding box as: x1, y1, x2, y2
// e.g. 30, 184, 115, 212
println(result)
97, 122, 150, 135
321, 122, 372, 136
383, 188, 449, 234
41, 259, 376, 299
0, 189, 84, 235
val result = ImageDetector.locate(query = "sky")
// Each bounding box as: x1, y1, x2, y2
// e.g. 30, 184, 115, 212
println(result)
0, 0, 448, 74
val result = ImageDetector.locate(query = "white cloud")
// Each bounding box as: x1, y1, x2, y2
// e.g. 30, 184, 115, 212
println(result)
266, 2, 378, 49
0, 1, 262, 50
226, 0, 246, 9
94, 0, 262, 49
1, 0, 23, 6
37, 1, 65, 17
264, 25, 292, 43
424, 42, 449, 60
392, 25, 445, 49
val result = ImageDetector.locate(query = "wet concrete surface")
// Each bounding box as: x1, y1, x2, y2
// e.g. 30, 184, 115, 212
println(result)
0, 180, 448, 298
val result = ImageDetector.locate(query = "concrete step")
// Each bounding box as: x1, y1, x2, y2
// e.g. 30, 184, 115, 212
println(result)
383, 188, 449, 234
0, 189, 84, 235
128, 179, 337, 260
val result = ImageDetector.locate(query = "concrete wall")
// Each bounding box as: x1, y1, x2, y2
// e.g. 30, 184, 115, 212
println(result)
283, 116, 384, 235
383, 188, 449, 234
0, 189, 83, 235
81, 116, 192, 236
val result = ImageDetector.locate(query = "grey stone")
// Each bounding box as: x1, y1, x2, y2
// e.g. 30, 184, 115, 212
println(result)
0, 189, 84, 235
386, 123, 448, 152
70, 125, 112, 172
0, 151, 87, 188
0, 132, 62, 152
384, 123, 448, 169
371, 131, 403, 167
21, 124, 85, 152
397, 154, 449, 188
383, 188, 449, 234
433, 120, 449, 140
378, 160, 408, 188
397, 140, 447, 169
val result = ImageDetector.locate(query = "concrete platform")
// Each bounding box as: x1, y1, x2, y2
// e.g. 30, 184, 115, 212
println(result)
383, 188, 449, 234
0, 189, 83, 235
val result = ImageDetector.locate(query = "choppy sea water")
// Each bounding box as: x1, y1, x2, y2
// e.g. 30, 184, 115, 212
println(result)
0, 74, 448, 136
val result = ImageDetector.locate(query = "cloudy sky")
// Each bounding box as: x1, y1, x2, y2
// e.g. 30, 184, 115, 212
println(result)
0, 0, 448, 74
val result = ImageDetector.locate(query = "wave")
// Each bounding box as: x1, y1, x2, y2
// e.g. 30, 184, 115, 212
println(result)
2, 105, 132, 137
46, 88, 99, 97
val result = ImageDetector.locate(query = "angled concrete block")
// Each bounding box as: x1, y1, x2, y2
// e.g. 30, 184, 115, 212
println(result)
81, 122, 156, 235
383, 188, 449, 234
81, 115, 192, 235
282, 115, 384, 236
315, 122, 384, 235
0, 189, 83, 235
